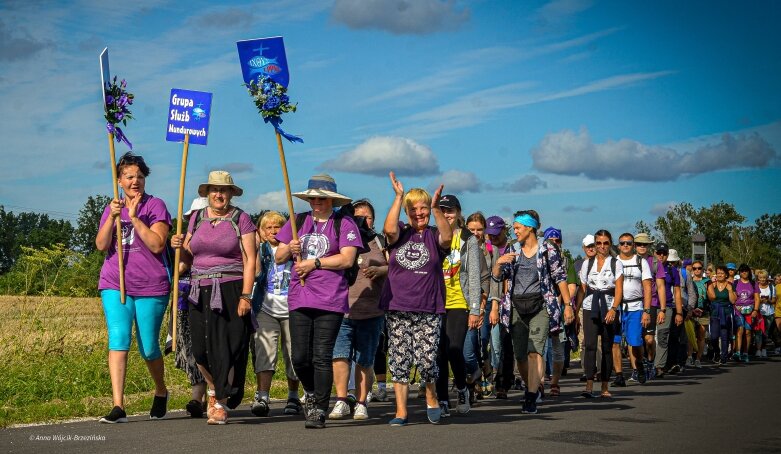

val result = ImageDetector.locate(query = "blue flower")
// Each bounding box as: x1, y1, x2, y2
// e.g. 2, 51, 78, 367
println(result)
262, 96, 281, 110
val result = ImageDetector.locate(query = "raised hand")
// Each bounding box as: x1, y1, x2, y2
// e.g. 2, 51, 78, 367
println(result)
431, 184, 444, 209
125, 193, 141, 220
389, 171, 404, 196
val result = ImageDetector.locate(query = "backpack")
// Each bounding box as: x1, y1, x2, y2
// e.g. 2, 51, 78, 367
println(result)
295, 204, 374, 286
585, 255, 617, 281
192, 207, 248, 258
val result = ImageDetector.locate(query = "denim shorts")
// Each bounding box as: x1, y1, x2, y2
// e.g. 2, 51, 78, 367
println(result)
613, 310, 643, 347
332, 316, 385, 368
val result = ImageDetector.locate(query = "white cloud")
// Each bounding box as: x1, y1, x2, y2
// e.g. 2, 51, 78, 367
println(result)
434, 170, 482, 193
531, 127, 778, 181
252, 190, 308, 214
535, 0, 593, 28
331, 0, 469, 35
320, 136, 440, 176
649, 201, 677, 217
502, 174, 548, 193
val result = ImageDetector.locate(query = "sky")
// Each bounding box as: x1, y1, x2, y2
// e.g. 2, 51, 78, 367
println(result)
1, 0, 779, 253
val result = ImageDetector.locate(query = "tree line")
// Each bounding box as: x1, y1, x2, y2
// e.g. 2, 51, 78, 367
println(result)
0, 197, 778, 297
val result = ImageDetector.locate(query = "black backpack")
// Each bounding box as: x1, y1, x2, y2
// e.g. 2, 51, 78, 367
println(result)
295, 204, 374, 286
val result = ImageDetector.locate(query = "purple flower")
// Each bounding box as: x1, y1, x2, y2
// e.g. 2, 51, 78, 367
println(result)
121, 79, 126, 88
118, 94, 128, 107
105, 95, 114, 105
115, 111, 124, 121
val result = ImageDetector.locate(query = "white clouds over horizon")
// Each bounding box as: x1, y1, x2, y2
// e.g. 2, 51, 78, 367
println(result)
434, 170, 482, 193
532, 127, 778, 181
331, 0, 469, 35
319, 136, 440, 176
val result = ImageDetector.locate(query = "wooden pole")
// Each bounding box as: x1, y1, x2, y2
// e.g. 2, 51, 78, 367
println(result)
171, 133, 190, 352
108, 133, 126, 304
275, 131, 304, 286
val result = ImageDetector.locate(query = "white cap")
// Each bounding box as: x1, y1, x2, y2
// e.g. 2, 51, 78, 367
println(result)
184, 196, 209, 217
582, 234, 595, 247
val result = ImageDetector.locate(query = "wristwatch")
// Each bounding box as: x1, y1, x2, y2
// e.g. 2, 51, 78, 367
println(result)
314, 258, 322, 269
643, 308, 651, 314
660, 308, 667, 314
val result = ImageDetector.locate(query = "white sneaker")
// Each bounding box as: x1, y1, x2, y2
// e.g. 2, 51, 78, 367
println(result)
685, 357, 693, 367
694, 360, 702, 368
328, 400, 351, 420
776, 348, 781, 355
760, 349, 767, 358
456, 388, 470, 414
353, 403, 368, 420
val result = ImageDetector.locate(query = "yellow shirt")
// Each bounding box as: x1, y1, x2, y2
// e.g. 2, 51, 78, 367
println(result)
775, 284, 781, 318
443, 230, 467, 310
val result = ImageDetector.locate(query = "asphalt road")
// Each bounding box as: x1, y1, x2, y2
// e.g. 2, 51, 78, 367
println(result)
3, 357, 781, 453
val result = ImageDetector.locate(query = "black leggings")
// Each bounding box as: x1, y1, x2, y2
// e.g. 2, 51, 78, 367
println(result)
436, 309, 469, 401
495, 327, 515, 391
289, 307, 343, 412
583, 309, 616, 382
373, 321, 388, 376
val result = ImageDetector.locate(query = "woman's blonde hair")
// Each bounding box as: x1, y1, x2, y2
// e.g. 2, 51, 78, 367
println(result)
756, 269, 769, 280
259, 211, 286, 229
403, 188, 431, 211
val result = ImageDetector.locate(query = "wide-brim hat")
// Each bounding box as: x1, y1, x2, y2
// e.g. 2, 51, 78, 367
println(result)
198, 170, 243, 197
634, 232, 653, 244
667, 249, 681, 262
292, 174, 352, 207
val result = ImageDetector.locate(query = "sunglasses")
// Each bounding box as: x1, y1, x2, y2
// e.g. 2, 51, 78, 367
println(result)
595, 241, 611, 246
655, 251, 668, 255
692, 266, 703, 270
584, 244, 595, 248
619, 241, 634, 246
635, 243, 649, 247
309, 197, 328, 201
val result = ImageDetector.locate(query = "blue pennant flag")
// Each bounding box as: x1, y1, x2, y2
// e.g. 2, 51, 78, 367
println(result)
237, 36, 290, 88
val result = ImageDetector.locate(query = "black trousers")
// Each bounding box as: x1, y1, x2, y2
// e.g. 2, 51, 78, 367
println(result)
495, 327, 515, 391
289, 307, 343, 412
583, 309, 616, 382
436, 309, 469, 402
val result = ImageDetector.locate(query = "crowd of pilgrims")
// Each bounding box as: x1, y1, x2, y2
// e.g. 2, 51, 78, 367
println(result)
95, 152, 780, 427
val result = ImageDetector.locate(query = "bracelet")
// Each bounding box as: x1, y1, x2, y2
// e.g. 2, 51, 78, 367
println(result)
239, 295, 251, 302
240, 293, 252, 299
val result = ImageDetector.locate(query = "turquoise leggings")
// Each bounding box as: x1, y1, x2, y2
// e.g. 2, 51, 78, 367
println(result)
101, 290, 168, 361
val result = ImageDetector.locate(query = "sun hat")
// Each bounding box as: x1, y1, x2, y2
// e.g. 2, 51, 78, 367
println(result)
485, 216, 506, 236
634, 232, 653, 244
184, 196, 209, 216
582, 234, 595, 247
292, 173, 352, 207
438, 194, 461, 211
198, 170, 244, 197
667, 249, 681, 262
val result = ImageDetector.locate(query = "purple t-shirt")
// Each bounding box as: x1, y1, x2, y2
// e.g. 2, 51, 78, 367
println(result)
276, 212, 363, 313
98, 194, 172, 296
661, 263, 680, 305
188, 209, 256, 283
734, 280, 759, 307
646, 257, 676, 308
380, 222, 448, 314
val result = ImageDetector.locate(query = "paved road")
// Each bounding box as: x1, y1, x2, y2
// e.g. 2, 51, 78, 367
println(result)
3, 358, 781, 453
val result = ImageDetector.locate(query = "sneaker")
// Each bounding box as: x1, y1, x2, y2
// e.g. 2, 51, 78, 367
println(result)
637, 366, 647, 385
537, 384, 545, 403
373, 387, 388, 402
303, 392, 316, 420
346, 394, 357, 414
284, 397, 302, 415
742, 353, 749, 363
655, 367, 665, 378
714, 358, 723, 366
685, 357, 694, 367
628, 370, 638, 382
668, 364, 681, 375
354, 403, 369, 420
513, 377, 524, 390
760, 349, 767, 358
522, 392, 538, 414
99, 406, 128, 424
456, 388, 470, 414
439, 401, 451, 418
207, 403, 228, 425
329, 400, 351, 420
775, 348, 781, 355
305, 409, 326, 429
366, 391, 374, 403
426, 406, 442, 424
251, 394, 270, 417
694, 360, 702, 368
186, 399, 204, 418
732, 352, 741, 361
612, 374, 626, 387
150, 392, 169, 420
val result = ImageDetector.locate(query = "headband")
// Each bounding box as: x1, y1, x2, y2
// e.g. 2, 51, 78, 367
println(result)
514, 214, 539, 229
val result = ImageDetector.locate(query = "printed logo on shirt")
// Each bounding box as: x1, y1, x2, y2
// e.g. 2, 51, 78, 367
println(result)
396, 241, 431, 271
300, 233, 330, 259
346, 230, 357, 242
120, 221, 135, 246
443, 249, 461, 280
267, 264, 291, 295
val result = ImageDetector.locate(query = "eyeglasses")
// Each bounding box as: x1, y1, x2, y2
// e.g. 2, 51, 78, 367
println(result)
619, 241, 634, 246
584, 244, 595, 248
692, 266, 703, 270
635, 243, 649, 247
595, 241, 611, 246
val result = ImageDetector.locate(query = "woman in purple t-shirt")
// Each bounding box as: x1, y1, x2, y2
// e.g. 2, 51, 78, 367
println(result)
95, 152, 172, 424
172, 171, 257, 425
733, 263, 760, 363
275, 174, 363, 429
380, 171, 452, 426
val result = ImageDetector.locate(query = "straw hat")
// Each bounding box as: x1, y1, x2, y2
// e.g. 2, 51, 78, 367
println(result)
292, 174, 352, 207
198, 171, 243, 197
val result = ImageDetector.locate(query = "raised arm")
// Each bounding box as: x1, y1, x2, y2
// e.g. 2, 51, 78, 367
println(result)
383, 171, 404, 246
430, 184, 452, 249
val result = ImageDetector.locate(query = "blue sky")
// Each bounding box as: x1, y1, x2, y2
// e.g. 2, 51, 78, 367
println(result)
1, 0, 779, 253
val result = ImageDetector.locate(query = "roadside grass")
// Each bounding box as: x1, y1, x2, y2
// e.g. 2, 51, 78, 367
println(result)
0, 296, 288, 428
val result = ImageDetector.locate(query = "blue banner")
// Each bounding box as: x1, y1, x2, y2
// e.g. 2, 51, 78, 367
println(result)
166, 89, 213, 146
237, 36, 290, 87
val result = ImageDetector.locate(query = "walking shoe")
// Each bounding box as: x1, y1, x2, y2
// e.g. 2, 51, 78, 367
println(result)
99, 406, 128, 424
303, 392, 316, 420
468, 383, 478, 405
742, 353, 749, 363
186, 399, 204, 418
207, 403, 228, 425
150, 392, 169, 420
439, 401, 451, 418
373, 387, 388, 402
305, 409, 326, 429
389, 417, 408, 427
694, 360, 702, 369
537, 384, 545, 403
456, 388, 471, 414
714, 358, 723, 366
251, 394, 270, 417
648, 365, 656, 380
522, 392, 538, 414
366, 391, 374, 403
513, 377, 524, 390
427, 405, 442, 424
732, 351, 741, 361
353, 403, 369, 420
628, 370, 638, 383
637, 366, 647, 384
612, 374, 626, 387
284, 397, 302, 415
579, 374, 588, 382
329, 400, 351, 420
685, 357, 694, 367
669, 364, 681, 375
655, 367, 665, 378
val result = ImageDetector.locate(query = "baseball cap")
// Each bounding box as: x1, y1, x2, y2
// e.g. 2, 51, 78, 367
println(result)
726, 262, 737, 270
655, 243, 670, 254
438, 194, 461, 211
582, 234, 595, 247
682, 258, 692, 267
485, 216, 506, 236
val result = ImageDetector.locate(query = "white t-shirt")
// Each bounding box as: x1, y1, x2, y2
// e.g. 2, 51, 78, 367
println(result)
759, 285, 775, 316
579, 256, 624, 311
262, 245, 291, 318
618, 255, 652, 311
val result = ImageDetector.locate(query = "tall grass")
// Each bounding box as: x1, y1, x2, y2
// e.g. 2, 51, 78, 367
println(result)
0, 296, 288, 427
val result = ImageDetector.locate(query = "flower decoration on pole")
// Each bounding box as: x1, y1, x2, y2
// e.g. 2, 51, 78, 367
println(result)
104, 76, 135, 149
245, 76, 303, 143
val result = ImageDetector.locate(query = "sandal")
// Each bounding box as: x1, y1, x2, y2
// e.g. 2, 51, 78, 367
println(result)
600, 390, 612, 398
549, 384, 560, 397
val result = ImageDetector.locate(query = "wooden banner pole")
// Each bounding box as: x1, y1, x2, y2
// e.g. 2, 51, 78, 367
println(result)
171, 133, 190, 352
275, 131, 304, 286
108, 133, 126, 304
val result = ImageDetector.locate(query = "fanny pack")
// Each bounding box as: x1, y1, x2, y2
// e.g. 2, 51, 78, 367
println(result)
512, 293, 544, 316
